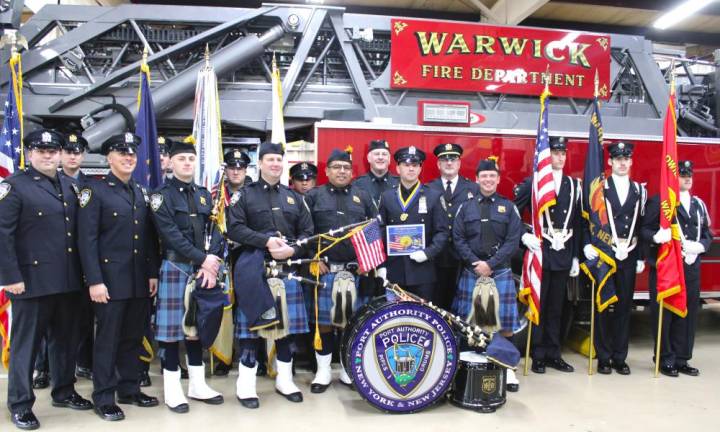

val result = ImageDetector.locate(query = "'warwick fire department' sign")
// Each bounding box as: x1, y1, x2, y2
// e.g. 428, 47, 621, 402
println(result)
390, 18, 611, 100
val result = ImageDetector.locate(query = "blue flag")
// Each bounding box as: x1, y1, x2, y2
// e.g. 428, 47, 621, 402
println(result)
580, 97, 618, 312
133, 64, 162, 189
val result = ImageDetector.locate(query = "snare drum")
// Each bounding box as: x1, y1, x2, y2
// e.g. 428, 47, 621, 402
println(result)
341, 296, 458, 414
449, 351, 507, 413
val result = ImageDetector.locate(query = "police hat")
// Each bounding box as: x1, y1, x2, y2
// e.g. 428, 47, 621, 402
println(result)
434, 143, 463, 159
290, 162, 317, 180
63, 133, 88, 153
169, 138, 196, 157
394, 146, 425, 164
476, 156, 500, 174
608, 141, 634, 158
549, 136, 567, 151
101, 132, 141, 156
224, 148, 251, 169
24, 129, 65, 150
258, 142, 284, 159
368, 139, 390, 153
327, 147, 352, 165
158, 136, 171, 155
678, 160, 693, 177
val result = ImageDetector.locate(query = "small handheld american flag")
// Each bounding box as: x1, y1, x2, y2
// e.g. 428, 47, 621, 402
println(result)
351, 219, 387, 273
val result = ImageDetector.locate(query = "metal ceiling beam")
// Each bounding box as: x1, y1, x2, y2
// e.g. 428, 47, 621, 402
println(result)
491, 0, 550, 25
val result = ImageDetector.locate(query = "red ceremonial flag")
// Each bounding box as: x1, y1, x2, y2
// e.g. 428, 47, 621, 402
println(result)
351, 220, 386, 274
656, 84, 687, 317
0, 289, 10, 369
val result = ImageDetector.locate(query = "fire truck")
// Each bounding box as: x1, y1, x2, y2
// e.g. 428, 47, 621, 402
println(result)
2, 2, 718, 303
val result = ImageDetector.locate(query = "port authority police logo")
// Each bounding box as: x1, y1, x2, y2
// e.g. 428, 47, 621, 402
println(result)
348, 301, 457, 413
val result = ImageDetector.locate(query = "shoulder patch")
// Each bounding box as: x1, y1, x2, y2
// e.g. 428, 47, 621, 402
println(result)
0, 182, 11, 201
79, 188, 92, 208
150, 193, 164, 212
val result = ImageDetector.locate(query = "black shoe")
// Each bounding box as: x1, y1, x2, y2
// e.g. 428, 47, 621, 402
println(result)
117, 392, 159, 407
75, 366, 93, 380
677, 364, 699, 376
32, 371, 49, 390
506, 383, 519, 392
236, 395, 260, 409
138, 371, 152, 387
276, 389, 303, 403
597, 361, 612, 375
51, 391, 93, 410
546, 358, 575, 373
310, 383, 330, 393
180, 365, 188, 380
11, 409, 39, 430
257, 362, 267, 377
94, 404, 125, 421
189, 394, 224, 405
167, 403, 189, 414
213, 361, 231, 377
531, 360, 546, 374
659, 364, 679, 377
612, 361, 631, 375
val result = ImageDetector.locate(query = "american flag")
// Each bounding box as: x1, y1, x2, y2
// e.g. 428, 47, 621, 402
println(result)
351, 220, 387, 273
1, 65, 22, 180
519, 87, 556, 326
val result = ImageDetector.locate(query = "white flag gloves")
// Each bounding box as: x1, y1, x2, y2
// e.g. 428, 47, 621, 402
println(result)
684, 253, 698, 265
569, 258, 580, 277
583, 244, 599, 261
636, 260, 645, 274
409, 251, 428, 263
684, 241, 705, 255
653, 228, 672, 244
521, 233, 542, 253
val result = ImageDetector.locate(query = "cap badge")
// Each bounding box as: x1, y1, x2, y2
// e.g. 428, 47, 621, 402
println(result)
445, 143, 452, 151
69, 134, 78, 143
41, 132, 52, 143
125, 133, 134, 143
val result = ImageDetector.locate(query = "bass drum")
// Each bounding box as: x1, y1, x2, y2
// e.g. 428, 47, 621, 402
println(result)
341, 297, 458, 414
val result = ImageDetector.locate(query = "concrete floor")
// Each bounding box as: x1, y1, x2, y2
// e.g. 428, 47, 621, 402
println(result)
2, 306, 719, 432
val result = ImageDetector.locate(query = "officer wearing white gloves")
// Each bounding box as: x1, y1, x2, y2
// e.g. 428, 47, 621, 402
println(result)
514, 137, 581, 374
582, 141, 647, 376
641, 160, 711, 377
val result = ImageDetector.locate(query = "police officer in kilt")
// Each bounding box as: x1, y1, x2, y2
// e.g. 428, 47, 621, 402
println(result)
78, 133, 160, 420
0, 129, 93, 430
289, 162, 317, 195
641, 160, 711, 377
227, 142, 313, 408
452, 157, 523, 392
583, 141, 646, 375
150, 139, 225, 413
353, 139, 399, 208
378, 146, 449, 300
304, 148, 376, 392
427, 143, 479, 310
514, 137, 580, 374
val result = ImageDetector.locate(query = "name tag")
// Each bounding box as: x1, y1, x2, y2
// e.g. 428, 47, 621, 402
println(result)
418, 196, 427, 214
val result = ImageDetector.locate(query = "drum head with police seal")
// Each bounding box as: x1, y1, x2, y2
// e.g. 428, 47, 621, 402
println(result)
347, 301, 457, 413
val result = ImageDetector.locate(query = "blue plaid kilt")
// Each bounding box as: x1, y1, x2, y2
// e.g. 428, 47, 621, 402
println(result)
235, 278, 309, 339
452, 268, 522, 333
303, 272, 371, 326
156, 260, 193, 342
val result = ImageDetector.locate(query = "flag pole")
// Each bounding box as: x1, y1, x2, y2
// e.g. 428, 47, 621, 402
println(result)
588, 69, 600, 376
523, 322, 532, 376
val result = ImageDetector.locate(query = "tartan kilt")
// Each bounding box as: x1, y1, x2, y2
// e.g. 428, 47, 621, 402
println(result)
155, 260, 193, 342
235, 278, 309, 339
305, 272, 371, 326
452, 268, 522, 333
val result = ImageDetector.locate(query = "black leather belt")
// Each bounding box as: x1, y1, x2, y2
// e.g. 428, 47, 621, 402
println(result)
163, 250, 194, 265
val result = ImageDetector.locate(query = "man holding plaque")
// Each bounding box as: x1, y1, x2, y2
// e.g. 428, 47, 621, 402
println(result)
378, 146, 449, 300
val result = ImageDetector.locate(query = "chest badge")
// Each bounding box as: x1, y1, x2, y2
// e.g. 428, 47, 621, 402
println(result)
352, 195, 361, 204
287, 196, 295, 205
199, 196, 207, 206
79, 189, 92, 208
150, 193, 164, 212
498, 205, 506, 213
0, 183, 11, 201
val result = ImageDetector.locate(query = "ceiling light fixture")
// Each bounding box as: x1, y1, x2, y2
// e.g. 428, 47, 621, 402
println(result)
652, 0, 717, 30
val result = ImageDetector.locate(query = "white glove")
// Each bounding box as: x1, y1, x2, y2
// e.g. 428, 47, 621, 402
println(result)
409, 251, 428, 263
521, 233, 542, 253
684, 253, 698, 265
636, 260, 645, 274
684, 241, 705, 255
653, 228, 671, 244
376, 267, 387, 281
569, 258, 580, 277
583, 244, 599, 261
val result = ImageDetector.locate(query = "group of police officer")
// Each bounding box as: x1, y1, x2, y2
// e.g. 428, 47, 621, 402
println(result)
0, 130, 712, 430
